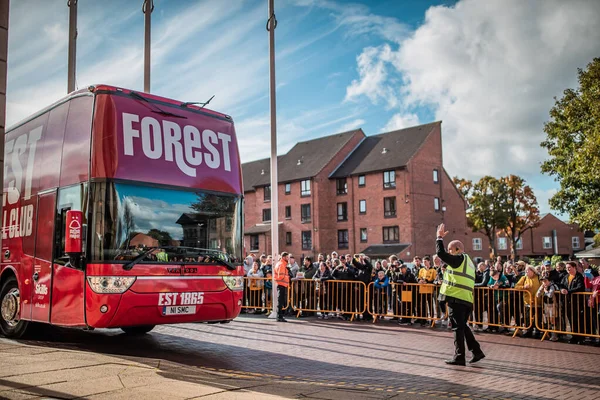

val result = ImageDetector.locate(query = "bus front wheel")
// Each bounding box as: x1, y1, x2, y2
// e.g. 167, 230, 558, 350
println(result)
0, 277, 29, 338
121, 325, 155, 335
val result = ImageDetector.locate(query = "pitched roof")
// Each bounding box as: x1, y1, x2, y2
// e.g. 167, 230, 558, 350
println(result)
242, 129, 363, 192
330, 122, 440, 178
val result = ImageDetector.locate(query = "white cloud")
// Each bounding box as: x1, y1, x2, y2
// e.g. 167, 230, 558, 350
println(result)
345, 44, 398, 108
338, 118, 365, 132
393, 0, 600, 180
382, 113, 420, 132
342, 0, 600, 183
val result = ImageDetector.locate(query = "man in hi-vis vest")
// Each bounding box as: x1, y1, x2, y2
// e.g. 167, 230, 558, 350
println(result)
436, 224, 485, 366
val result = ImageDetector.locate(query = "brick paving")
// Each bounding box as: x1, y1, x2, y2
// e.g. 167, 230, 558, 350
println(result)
4, 315, 600, 399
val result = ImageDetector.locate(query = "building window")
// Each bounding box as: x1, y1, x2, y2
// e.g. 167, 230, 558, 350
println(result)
383, 170, 396, 189
209, 219, 217, 232
360, 228, 368, 242
384, 197, 396, 217
225, 217, 232, 232
359, 200, 366, 214
516, 238, 523, 250
285, 183, 291, 195
433, 169, 439, 184
434, 197, 440, 211
358, 175, 366, 187
262, 208, 271, 222
338, 230, 349, 249
337, 202, 348, 221
302, 231, 312, 250
472, 238, 482, 251
572, 236, 580, 249
498, 237, 507, 250
383, 226, 399, 243
543, 236, 552, 249
210, 239, 218, 249
336, 178, 348, 195
286, 232, 292, 245
264, 185, 271, 202
285, 206, 291, 219
250, 235, 259, 251
301, 180, 311, 197
301, 204, 311, 223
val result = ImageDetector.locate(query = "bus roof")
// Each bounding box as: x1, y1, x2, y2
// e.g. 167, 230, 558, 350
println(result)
6, 84, 233, 132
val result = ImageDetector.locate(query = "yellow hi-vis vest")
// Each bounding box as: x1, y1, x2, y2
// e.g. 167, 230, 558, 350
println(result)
439, 254, 476, 304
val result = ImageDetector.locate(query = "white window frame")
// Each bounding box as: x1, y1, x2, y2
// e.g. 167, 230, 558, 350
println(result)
359, 200, 366, 214
434, 197, 440, 211
472, 238, 482, 251
516, 238, 523, 250
433, 169, 439, 183
572, 236, 580, 250
498, 237, 507, 250
543, 236, 552, 249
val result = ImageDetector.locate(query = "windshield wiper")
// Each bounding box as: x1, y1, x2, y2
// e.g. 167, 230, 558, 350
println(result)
122, 246, 168, 271
129, 91, 187, 119
122, 246, 237, 271
181, 94, 214, 109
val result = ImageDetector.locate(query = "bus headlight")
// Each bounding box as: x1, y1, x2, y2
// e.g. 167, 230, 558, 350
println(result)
87, 276, 136, 294
223, 276, 244, 291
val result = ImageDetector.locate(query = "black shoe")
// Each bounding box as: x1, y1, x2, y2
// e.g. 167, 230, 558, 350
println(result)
445, 359, 466, 366
568, 338, 580, 344
277, 317, 288, 322
469, 352, 486, 364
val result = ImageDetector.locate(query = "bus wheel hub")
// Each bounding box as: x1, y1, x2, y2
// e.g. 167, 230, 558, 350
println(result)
1, 289, 20, 326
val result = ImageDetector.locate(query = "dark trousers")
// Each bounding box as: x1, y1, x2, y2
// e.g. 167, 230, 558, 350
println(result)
448, 302, 482, 362
277, 285, 288, 319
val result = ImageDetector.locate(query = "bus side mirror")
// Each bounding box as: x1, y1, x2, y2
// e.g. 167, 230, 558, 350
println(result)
65, 210, 83, 254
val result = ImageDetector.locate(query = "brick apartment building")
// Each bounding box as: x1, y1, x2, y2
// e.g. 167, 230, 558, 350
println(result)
242, 122, 470, 260
470, 213, 585, 261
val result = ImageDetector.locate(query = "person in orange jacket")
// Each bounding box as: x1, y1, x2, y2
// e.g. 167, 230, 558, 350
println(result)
274, 252, 291, 322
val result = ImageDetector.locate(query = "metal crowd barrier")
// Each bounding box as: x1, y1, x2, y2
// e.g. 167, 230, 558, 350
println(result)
289, 279, 367, 321
469, 287, 533, 337
534, 291, 599, 342
240, 277, 600, 342
242, 277, 277, 312
367, 283, 445, 325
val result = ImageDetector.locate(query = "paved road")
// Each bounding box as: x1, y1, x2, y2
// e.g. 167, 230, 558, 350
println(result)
3, 315, 600, 399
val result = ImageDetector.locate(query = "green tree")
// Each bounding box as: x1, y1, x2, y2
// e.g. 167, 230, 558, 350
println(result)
148, 229, 173, 246
501, 175, 540, 260
541, 57, 600, 231
454, 176, 509, 258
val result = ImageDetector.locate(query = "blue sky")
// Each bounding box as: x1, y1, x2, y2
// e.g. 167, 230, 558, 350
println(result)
6, 0, 600, 218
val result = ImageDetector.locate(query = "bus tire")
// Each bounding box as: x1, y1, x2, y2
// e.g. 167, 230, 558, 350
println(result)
0, 276, 29, 338
121, 325, 155, 335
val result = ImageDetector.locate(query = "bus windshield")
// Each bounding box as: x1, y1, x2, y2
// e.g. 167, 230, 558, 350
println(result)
90, 181, 242, 264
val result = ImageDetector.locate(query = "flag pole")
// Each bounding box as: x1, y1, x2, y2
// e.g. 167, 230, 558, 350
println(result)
67, 0, 77, 93
267, 0, 279, 319
143, 0, 153, 93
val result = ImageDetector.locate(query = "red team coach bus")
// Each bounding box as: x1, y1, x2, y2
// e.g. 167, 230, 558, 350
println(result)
0, 85, 245, 338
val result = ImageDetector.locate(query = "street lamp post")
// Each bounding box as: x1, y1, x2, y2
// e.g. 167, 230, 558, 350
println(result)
67, 0, 77, 93
267, 0, 279, 318
143, 0, 153, 93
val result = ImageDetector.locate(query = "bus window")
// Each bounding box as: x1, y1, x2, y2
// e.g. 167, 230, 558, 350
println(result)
53, 183, 88, 268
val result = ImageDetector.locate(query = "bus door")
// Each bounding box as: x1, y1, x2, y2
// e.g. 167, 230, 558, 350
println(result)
30, 190, 57, 322
50, 184, 87, 326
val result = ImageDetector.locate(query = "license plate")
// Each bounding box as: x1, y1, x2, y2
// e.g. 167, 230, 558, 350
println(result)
162, 305, 196, 316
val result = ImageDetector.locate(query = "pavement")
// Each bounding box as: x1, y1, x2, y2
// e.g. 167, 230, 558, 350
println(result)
0, 315, 599, 399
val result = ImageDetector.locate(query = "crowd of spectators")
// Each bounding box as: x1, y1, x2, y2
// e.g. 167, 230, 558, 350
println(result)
241, 251, 600, 345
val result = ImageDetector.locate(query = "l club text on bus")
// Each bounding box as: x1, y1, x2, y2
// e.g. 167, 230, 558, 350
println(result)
0, 85, 245, 338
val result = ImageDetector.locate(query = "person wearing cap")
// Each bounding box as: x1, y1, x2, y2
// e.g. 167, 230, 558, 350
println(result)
536, 273, 559, 341
436, 224, 484, 366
